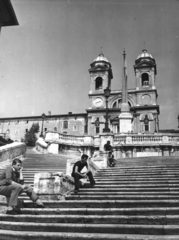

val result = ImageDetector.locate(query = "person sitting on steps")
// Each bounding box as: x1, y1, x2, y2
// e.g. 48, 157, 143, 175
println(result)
107, 151, 116, 167
71, 154, 95, 194
0, 158, 45, 215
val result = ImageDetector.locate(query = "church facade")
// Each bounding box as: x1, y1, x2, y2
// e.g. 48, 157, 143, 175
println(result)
0, 49, 160, 141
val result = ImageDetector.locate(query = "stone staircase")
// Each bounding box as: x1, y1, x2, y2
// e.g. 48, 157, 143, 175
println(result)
1, 157, 179, 239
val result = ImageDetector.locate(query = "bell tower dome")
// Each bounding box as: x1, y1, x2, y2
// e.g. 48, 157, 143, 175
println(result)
134, 49, 157, 90
88, 53, 113, 94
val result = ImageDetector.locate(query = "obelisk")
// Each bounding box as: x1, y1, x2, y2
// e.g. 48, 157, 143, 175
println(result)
119, 49, 133, 133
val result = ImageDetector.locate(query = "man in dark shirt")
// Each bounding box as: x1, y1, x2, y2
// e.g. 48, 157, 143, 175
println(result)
104, 140, 113, 152
0, 158, 45, 215
71, 154, 95, 194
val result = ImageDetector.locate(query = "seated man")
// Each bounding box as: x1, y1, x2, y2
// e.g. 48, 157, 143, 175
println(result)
71, 154, 95, 194
104, 140, 113, 152
0, 158, 45, 215
107, 151, 116, 167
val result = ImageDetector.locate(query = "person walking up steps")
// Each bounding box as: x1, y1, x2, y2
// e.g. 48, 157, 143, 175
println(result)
71, 154, 95, 194
0, 158, 45, 215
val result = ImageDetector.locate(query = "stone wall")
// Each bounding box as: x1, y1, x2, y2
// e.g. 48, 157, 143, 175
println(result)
0, 142, 26, 164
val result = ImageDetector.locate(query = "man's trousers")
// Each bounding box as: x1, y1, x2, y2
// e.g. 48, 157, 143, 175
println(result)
72, 171, 95, 191
0, 182, 38, 207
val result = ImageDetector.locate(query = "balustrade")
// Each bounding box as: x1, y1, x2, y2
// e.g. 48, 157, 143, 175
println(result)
45, 132, 93, 146
46, 131, 179, 148
114, 134, 179, 145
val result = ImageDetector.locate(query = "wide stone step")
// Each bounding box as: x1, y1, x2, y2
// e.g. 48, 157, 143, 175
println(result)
96, 172, 179, 177
98, 170, 179, 174
17, 207, 179, 216
0, 221, 179, 235
24, 177, 179, 183
94, 176, 179, 180
94, 180, 179, 184
74, 191, 179, 195
98, 166, 179, 174
1, 214, 179, 225
66, 195, 179, 200
99, 166, 179, 172
88, 184, 179, 188
19, 194, 179, 201
22, 199, 179, 208
1, 230, 179, 240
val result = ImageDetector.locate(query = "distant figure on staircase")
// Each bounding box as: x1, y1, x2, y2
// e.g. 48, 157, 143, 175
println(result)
71, 154, 95, 194
107, 151, 116, 167
104, 140, 113, 152
0, 158, 45, 215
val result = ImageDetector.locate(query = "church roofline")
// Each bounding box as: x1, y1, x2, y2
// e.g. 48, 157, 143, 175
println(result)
0, 113, 87, 121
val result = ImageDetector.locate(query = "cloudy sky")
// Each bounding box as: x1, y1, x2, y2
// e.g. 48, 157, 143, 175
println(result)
0, 0, 179, 129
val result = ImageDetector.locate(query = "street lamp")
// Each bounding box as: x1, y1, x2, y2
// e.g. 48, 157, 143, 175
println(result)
178, 115, 179, 128
154, 117, 157, 133
103, 87, 111, 133
40, 113, 46, 137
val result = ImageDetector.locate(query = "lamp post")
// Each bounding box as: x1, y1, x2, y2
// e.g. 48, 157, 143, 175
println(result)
103, 87, 111, 133
154, 117, 157, 133
178, 115, 179, 128
40, 113, 46, 137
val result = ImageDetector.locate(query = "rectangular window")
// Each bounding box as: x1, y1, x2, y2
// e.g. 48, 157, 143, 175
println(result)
96, 126, 100, 134
73, 126, 77, 131
145, 124, 149, 132
63, 121, 68, 129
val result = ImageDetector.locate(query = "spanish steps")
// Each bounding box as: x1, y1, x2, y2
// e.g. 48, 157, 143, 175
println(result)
1, 149, 179, 239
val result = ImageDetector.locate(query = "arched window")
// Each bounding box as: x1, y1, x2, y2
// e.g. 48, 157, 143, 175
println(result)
112, 99, 131, 108
141, 73, 149, 87
95, 77, 103, 90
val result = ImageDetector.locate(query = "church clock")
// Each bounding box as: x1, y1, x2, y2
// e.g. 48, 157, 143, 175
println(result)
93, 97, 104, 108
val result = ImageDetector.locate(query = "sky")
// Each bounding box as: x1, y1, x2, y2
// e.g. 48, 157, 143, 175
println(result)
0, 0, 179, 130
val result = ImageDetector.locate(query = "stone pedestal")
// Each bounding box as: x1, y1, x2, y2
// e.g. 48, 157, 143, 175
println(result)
91, 152, 108, 169
34, 172, 74, 196
48, 143, 59, 154
119, 112, 133, 133
162, 147, 170, 156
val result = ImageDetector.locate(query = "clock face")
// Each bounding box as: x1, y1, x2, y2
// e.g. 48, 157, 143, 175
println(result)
93, 97, 104, 107
141, 94, 151, 105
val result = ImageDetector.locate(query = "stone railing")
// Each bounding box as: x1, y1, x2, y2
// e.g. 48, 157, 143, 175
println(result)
45, 132, 94, 146
0, 142, 26, 165
113, 133, 179, 146
43, 131, 179, 149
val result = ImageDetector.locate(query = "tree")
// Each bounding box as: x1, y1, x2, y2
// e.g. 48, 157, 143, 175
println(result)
25, 123, 40, 146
